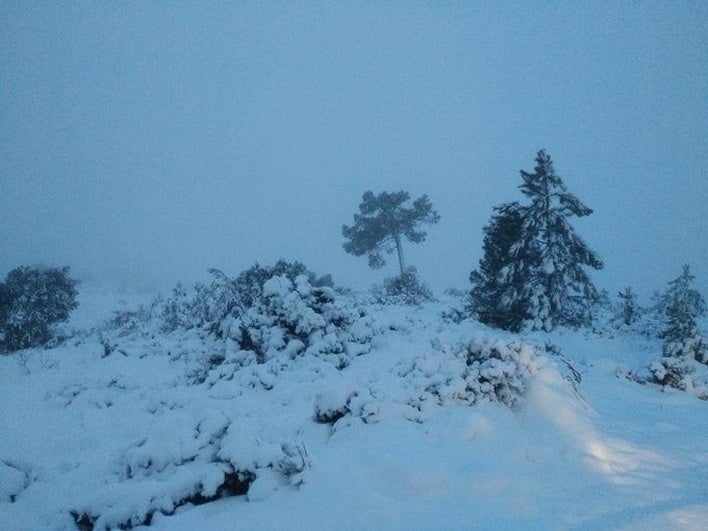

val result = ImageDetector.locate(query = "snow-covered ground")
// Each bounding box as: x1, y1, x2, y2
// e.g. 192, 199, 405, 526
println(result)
1, 285, 707, 530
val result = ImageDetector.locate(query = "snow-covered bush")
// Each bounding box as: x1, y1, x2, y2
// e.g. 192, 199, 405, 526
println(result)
647, 303, 708, 399
647, 357, 708, 399
160, 273, 241, 335
158, 261, 374, 366
0, 266, 78, 352
237, 274, 373, 364
68, 408, 261, 529
313, 385, 379, 428
70, 464, 255, 530
160, 262, 323, 335
373, 267, 434, 306
401, 336, 547, 410
460, 337, 545, 407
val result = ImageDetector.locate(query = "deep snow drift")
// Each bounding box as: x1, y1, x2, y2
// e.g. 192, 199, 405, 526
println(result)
1, 284, 707, 530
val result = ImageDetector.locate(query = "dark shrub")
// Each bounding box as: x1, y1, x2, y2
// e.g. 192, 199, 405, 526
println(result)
0, 266, 78, 352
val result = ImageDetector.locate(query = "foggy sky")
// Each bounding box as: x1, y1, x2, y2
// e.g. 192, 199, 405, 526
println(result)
2, 2, 706, 300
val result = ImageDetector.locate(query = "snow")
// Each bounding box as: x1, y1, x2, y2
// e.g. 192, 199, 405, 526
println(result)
1, 286, 707, 530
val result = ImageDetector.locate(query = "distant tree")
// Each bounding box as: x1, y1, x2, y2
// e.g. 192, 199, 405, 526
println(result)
662, 299, 705, 363
470, 150, 603, 331
616, 287, 641, 326
660, 266, 706, 363
342, 191, 440, 275
650, 266, 707, 390
655, 265, 706, 321
0, 266, 79, 352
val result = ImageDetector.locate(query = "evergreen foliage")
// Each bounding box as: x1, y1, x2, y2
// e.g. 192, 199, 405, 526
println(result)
616, 287, 641, 327
649, 265, 707, 392
0, 266, 78, 352
469, 202, 527, 331
342, 191, 440, 275
470, 150, 603, 331
660, 266, 706, 363
655, 265, 706, 321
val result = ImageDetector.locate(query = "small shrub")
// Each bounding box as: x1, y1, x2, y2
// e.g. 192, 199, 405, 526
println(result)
313, 386, 379, 427
402, 336, 546, 410
374, 267, 434, 306
461, 338, 542, 408
647, 357, 708, 400
0, 266, 78, 352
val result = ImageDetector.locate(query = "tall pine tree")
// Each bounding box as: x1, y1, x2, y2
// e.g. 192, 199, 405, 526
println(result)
470, 150, 603, 331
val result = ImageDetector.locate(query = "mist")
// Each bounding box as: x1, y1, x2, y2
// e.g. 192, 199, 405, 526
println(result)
2, 2, 706, 299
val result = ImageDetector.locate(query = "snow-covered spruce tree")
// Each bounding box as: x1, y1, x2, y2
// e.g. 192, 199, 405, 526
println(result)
469, 202, 529, 330
662, 298, 705, 362
470, 150, 603, 331
649, 266, 707, 390
0, 266, 79, 352
654, 265, 706, 323
342, 191, 440, 276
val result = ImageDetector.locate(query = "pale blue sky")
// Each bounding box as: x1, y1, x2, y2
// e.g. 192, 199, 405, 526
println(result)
1, 1, 706, 299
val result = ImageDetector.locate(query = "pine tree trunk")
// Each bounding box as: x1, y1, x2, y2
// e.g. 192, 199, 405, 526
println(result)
394, 233, 405, 275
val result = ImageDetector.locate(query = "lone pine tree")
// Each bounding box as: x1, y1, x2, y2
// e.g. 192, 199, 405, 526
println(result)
342, 191, 439, 276
470, 150, 603, 331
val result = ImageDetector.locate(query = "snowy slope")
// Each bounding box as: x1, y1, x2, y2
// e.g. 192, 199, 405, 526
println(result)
1, 287, 707, 530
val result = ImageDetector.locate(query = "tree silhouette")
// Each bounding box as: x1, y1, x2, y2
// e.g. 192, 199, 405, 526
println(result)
342, 191, 439, 275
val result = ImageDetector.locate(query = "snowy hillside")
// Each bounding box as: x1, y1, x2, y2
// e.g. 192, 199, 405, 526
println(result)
1, 283, 707, 531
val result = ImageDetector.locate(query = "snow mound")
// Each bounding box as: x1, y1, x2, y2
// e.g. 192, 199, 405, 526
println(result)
0, 462, 28, 503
